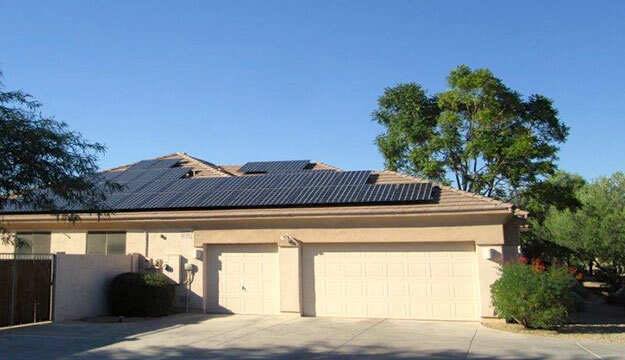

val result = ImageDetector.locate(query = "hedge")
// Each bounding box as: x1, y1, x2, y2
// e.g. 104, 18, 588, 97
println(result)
109, 271, 175, 317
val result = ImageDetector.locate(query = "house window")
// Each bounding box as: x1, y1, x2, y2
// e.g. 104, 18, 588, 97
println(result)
86, 232, 126, 255
15, 233, 51, 254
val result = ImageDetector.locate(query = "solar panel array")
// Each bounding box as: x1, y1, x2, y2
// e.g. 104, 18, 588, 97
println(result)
239, 160, 311, 174
1, 158, 438, 213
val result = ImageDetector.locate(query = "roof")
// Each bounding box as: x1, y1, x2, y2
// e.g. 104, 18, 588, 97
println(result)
1, 153, 523, 216
371, 171, 525, 216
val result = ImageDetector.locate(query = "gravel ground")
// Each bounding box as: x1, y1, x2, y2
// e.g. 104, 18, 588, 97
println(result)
483, 300, 625, 344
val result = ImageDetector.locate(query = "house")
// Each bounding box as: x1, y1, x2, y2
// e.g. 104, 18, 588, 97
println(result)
0, 152, 525, 321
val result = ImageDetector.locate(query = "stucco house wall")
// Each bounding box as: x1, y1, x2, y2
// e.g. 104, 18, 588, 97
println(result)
1, 207, 519, 318
53, 254, 137, 322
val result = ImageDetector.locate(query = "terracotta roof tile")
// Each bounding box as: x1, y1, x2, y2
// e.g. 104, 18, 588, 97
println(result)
371, 170, 525, 215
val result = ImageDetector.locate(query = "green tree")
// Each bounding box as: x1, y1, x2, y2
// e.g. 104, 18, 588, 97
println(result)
544, 172, 625, 288
516, 171, 586, 260
373, 65, 569, 199
1, 71, 115, 243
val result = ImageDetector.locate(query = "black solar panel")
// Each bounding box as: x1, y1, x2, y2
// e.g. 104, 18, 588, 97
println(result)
239, 160, 310, 174
127, 158, 180, 170
1, 156, 438, 213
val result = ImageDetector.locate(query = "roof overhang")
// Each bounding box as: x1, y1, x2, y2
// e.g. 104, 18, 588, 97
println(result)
1, 204, 518, 231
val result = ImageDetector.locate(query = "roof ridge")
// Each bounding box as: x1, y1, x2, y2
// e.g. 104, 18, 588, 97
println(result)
102, 152, 233, 177
311, 161, 341, 171
169, 152, 232, 177
101, 152, 183, 172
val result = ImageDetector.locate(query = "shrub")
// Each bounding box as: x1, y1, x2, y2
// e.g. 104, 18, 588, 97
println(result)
607, 287, 625, 305
491, 263, 576, 329
109, 271, 175, 317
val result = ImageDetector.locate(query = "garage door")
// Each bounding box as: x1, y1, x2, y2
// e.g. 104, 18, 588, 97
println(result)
205, 244, 279, 315
302, 242, 478, 320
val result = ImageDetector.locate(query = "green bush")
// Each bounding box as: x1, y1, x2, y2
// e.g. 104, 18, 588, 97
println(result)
109, 271, 175, 317
491, 263, 576, 329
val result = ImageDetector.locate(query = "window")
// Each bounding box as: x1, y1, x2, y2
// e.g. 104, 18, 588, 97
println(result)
86, 232, 126, 255
15, 233, 51, 254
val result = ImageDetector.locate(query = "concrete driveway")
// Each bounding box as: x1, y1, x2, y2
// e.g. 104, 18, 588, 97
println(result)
1, 314, 622, 359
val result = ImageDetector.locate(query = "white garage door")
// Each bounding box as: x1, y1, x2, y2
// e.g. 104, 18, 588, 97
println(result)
302, 242, 479, 320
205, 244, 279, 315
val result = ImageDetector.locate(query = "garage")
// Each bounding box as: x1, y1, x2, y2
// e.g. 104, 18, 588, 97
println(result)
204, 244, 280, 315
302, 242, 479, 321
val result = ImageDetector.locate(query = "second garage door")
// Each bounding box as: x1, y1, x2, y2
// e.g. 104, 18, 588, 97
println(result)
302, 242, 479, 320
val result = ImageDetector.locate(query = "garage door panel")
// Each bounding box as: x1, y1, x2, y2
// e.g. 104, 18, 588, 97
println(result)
455, 302, 477, 318
205, 244, 279, 315
408, 263, 428, 277
303, 242, 478, 321
431, 283, 453, 298
388, 279, 408, 296
430, 263, 451, 277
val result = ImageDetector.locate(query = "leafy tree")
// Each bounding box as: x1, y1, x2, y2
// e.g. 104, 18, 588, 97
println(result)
544, 173, 625, 288
516, 171, 586, 260
373, 65, 569, 198
1, 71, 115, 244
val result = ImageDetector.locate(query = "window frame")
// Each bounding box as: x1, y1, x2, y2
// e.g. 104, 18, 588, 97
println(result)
14, 232, 52, 254
86, 232, 127, 255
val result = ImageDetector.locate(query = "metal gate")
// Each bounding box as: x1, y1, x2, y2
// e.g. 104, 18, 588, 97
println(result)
0, 253, 54, 327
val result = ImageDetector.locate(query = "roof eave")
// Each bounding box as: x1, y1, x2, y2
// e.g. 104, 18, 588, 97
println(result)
0, 204, 516, 225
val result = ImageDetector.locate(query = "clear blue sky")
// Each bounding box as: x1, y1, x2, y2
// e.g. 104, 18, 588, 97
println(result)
1, 1, 623, 179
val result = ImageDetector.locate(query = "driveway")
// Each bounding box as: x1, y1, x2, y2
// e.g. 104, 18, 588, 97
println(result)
1, 314, 622, 359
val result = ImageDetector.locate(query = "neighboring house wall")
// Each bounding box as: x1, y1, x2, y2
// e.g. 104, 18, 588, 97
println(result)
53, 254, 137, 322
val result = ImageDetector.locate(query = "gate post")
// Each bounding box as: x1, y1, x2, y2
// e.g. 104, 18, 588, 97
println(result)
9, 257, 17, 326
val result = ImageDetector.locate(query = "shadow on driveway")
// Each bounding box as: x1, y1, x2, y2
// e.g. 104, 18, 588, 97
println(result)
1, 314, 622, 360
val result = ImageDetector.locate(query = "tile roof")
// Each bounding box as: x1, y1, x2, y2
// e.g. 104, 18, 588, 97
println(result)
371, 171, 525, 215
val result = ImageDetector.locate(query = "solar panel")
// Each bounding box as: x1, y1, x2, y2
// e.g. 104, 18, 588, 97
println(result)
148, 158, 181, 169
1, 154, 438, 213
239, 160, 310, 174
126, 158, 180, 170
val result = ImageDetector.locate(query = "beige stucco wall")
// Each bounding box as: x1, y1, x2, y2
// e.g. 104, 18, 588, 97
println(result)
2, 209, 521, 319
194, 224, 507, 247
142, 230, 203, 310
51, 232, 86, 254
126, 231, 147, 255
477, 244, 520, 317
53, 254, 135, 322
195, 219, 519, 319
0, 235, 13, 253
278, 238, 302, 314
2, 229, 204, 311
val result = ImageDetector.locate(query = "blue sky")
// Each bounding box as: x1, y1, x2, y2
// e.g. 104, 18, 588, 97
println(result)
1, 1, 623, 179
